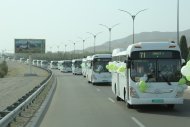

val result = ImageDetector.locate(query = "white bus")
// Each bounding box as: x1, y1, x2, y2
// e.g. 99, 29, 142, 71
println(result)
37, 60, 41, 67
41, 60, 49, 69
19, 58, 25, 63
85, 56, 93, 77
58, 61, 64, 70
72, 59, 82, 75
111, 42, 187, 109
82, 58, 87, 77
32, 60, 37, 66
86, 54, 112, 85
50, 61, 58, 69
60, 60, 72, 72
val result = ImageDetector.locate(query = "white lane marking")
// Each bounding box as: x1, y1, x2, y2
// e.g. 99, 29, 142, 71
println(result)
131, 117, 145, 127
96, 88, 100, 92
108, 97, 115, 103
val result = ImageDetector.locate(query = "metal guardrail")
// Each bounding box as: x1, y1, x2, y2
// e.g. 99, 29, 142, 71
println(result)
0, 68, 53, 127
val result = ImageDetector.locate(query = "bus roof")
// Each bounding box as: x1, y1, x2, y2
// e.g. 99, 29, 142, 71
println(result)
86, 56, 92, 61
51, 61, 58, 62
112, 42, 180, 57
92, 54, 112, 59
127, 42, 180, 53
63, 60, 72, 62
58, 60, 64, 63
82, 58, 87, 61
112, 48, 125, 57
72, 59, 82, 62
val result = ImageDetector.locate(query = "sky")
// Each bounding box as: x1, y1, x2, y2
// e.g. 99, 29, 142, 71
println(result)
0, 0, 190, 53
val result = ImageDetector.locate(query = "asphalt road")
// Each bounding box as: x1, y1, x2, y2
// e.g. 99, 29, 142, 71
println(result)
40, 69, 190, 127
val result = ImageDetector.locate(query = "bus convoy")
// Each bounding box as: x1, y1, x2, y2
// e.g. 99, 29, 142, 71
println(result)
24, 41, 187, 109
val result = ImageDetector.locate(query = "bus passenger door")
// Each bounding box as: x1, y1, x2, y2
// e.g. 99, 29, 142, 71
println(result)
126, 63, 130, 101
117, 73, 120, 96
126, 69, 129, 100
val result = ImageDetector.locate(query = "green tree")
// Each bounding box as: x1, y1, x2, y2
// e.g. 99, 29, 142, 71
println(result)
179, 35, 189, 61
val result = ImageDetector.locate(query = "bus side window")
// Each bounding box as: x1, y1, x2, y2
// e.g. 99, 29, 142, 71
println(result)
120, 55, 125, 62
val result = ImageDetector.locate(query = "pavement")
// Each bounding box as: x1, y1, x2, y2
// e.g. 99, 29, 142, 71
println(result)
0, 60, 48, 111
40, 70, 190, 127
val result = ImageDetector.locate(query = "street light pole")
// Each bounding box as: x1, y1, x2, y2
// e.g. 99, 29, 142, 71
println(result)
65, 44, 67, 53
83, 40, 84, 54
87, 32, 102, 54
119, 9, 147, 44
49, 46, 52, 52
57, 45, 60, 53
177, 0, 179, 44
73, 43, 75, 58
99, 23, 119, 52
78, 37, 89, 54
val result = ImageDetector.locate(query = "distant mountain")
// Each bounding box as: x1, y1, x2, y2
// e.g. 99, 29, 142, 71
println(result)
85, 29, 190, 52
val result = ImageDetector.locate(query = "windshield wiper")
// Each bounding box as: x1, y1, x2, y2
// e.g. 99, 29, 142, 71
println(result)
160, 73, 171, 85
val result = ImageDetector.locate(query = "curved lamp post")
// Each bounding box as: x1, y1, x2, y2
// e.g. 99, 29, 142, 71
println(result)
65, 44, 67, 53
177, 0, 179, 44
99, 23, 119, 52
86, 32, 102, 54
78, 37, 89, 54
119, 9, 147, 44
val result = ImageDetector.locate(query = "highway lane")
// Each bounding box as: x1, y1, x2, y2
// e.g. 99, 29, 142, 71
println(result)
95, 85, 190, 127
40, 69, 190, 127
40, 70, 139, 127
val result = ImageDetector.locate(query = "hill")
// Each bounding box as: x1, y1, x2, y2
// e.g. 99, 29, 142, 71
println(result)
85, 29, 190, 52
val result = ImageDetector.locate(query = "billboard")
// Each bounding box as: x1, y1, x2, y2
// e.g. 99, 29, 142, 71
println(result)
15, 39, 45, 53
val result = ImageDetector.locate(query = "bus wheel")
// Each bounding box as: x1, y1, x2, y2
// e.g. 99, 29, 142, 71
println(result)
166, 104, 175, 109
124, 88, 133, 108
116, 96, 121, 101
127, 103, 133, 109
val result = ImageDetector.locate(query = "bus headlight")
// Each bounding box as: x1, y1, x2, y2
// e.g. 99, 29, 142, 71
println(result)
176, 91, 183, 98
130, 87, 139, 98
92, 74, 97, 80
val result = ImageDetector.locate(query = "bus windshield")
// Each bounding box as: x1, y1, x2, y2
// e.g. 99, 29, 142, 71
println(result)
64, 62, 72, 67
52, 62, 58, 66
131, 59, 181, 82
93, 58, 111, 73
42, 61, 48, 65
74, 61, 82, 68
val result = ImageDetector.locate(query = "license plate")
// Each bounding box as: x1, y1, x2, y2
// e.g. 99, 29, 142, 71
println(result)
152, 99, 164, 103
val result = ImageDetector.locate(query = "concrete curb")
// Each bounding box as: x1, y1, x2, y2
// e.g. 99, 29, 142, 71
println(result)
25, 76, 57, 127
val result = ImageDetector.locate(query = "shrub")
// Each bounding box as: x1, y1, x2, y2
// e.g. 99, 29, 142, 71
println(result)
0, 69, 5, 78
0, 61, 8, 78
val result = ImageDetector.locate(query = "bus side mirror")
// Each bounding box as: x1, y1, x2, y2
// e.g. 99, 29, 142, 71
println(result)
90, 62, 93, 68
124, 60, 131, 68
181, 59, 186, 66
